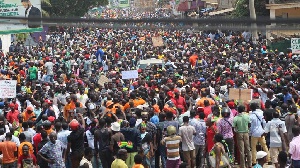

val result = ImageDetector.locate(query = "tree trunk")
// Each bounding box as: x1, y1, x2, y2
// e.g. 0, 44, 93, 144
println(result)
249, 0, 258, 42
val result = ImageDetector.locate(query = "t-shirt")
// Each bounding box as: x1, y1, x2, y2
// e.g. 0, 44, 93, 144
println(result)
44, 62, 54, 75
162, 135, 181, 160
264, 118, 287, 147
18, 142, 34, 157
253, 163, 263, 168
28, 66, 38, 80
111, 159, 128, 168
179, 125, 196, 151
67, 128, 84, 154
0, 141, 17, 164
17, 154, 37, 168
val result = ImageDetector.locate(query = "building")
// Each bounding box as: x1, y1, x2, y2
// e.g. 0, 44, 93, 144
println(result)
217, 0, 237, 9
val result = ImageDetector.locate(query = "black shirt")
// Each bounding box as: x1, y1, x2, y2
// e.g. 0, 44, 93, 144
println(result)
67, 128, 85, 154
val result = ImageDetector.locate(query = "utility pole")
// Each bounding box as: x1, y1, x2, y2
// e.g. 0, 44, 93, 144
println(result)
249, 0, 258, 43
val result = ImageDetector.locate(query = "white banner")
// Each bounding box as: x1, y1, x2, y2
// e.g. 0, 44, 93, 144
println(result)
291, 38, 300, 53
122, 70, 138, 79
0, 80, 17, 98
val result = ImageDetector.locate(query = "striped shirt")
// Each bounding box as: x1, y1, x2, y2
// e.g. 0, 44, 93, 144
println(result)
162, 136, 182, 160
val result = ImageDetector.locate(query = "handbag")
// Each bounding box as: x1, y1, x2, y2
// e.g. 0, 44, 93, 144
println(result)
209, 143, 231, 168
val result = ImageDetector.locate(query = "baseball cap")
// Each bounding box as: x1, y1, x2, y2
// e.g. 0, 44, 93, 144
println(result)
256, 151, 267, 159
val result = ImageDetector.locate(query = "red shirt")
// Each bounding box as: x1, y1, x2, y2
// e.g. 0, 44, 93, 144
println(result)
171, 96, 187, 112
6, 110, 20, 124
18, 154, 37, 167
203, 106, 212, 118
32, 133, 41, 150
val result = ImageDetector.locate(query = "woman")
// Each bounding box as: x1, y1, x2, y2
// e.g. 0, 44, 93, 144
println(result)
209, 133, 230, 168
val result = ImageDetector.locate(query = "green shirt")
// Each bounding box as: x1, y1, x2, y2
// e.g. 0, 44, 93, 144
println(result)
233, 113, 250, 133
28, 66, 38, 80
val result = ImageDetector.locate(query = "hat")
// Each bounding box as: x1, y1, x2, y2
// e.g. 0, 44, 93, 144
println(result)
26, 106, 33, 111
256, 151, 267, 159
111, 122, 120, 131
69, 119, 80, 131
9, 103, 15, 108
48, 116, 55, 122
45, 57, 50, 61
227, 101, 235, 108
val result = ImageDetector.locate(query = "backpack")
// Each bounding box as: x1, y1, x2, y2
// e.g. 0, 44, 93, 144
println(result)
22, 155, 34, 168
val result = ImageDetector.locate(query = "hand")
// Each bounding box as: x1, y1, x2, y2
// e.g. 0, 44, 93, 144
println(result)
47, 159, 55, 164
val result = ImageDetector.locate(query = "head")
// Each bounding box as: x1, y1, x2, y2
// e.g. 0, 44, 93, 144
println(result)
273, 111, 280, 118
292, 125, 300, 137
84, 147, 93, 161
134, 154, 143, 164
49, 132, 57, 144
116, 149, 128, 161
5, 132, 12, 141
221, 107, 230, 118
183, 116, 189, 124
278, 151, 288, 166
213, 133, 223, 143
256, 151, 268, 164
19, 133, 26, 142
167, 125, 176, 136
141, 112, 149, 122
22, 145, 30, 156
21, 0, 32, 8
41, 130, 48, 140
238, 105, 245, 113
250, 103, 258, 111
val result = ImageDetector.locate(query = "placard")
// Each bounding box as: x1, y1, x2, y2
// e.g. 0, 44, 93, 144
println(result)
122, 70, 138, 79
291, 38, 300, 53
0, 80, 17, 98
229, 88, 253, 101
152, 36, 164, 47
97, 75, 109, 86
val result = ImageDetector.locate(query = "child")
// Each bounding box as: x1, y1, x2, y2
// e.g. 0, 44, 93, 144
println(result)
132, 154, 145, 168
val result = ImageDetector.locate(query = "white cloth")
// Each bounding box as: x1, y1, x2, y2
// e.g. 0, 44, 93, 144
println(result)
79, 157, 93, 168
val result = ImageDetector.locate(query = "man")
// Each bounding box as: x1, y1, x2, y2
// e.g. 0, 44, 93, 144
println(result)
0, 133, 18, 168
189, 110, 206, 168
22, 122, 34, 142
44, 57, 54, 83
179, 116, 196, 168
22, 106, 36, 122
38, 132, 65, 168
6, 103, 19, 124
57, 122, 71, 150
111, 149, 128, 168
65, 117, 85, 168
196, 91, 215, 108
37, 130, 49, 168
94, 118, 113, 168
233, 105, 252, 168
249, 103, 271, 165
21, 0, 41, 28
27, 62, 38, 81
264, 111, 289, 167
18, 133, 34, 158
18, 145, 38, 168
217, 107, 234, 162
120, 118, 141, 168
253, 151, 268, 168
161, 125, 182, 168
289, 125, 300, 168
35, 103, 55, 124
79, 147, 93, 168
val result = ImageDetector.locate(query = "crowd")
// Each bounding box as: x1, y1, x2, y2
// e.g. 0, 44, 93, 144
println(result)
1, 24, 300, 168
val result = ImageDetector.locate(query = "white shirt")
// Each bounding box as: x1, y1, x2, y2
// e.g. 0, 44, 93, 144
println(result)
85, 130, 95, 149
57, 130, 71, 149
26, 6, 32, 17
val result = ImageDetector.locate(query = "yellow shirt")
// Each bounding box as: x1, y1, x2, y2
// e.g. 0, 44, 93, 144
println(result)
111, 159, 128, 168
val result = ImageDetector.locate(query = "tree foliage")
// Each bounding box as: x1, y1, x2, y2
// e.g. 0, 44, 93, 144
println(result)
44, 0, 108, 17
232, 0, 269, 18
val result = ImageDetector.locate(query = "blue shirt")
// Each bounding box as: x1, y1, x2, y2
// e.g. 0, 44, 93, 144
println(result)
253, 163, 263, 168
283, 93, 292, 103
95, 49, 104, 62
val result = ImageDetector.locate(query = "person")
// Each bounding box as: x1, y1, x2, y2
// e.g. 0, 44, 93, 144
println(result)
110, 122, 125, 156
21, 0, 41, 28
22, 106, 36, 122
111, 149, 128, 168
79, 147, 93, 168
44, 57, 54, 83
94, 118, 113, 168
209, 133, 230, 168
18, 133, 34, 158
233, 105, 252, 168
289, 125, 300, 168
253, 151, 268, 168
179, 116, 196, 168
6, 103, 19, 124
264, 111, 289, 167
17, 144, 37, 168
133, 154, 145, 168
22, 122, 34, 142
0, 133, 18, 168
38, 132, 65, 168
65, 118, 85, 168
37, 130, 49, 168
161, 125, 182, 168
278, 151, 290, 168
249, 103, 271, 165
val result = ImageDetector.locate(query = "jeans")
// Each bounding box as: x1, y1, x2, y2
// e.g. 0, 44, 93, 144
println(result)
194, 144, 205, 168
99, 149, 114, 168
92, 155, 102, 168
292, 160, 300, 168
251, 136, 271, 163
237, 133, 252, 168
65, 154, 72, 168
46, 75, 54, 83
2, 161, 17, 168
158, 146, 167, 168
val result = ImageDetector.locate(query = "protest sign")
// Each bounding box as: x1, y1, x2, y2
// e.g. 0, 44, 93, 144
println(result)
97, 75, 110, 86
122, 70, 138, 79
0, 80, 17, 98
152, 36, 164, 47
229, 88, 253, 102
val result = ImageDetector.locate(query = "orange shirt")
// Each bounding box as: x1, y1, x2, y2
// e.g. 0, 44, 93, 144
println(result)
22, 112, 36, 122
18, 142, 34, 157
133, 164, 145, 168
189, 55, 198, 67
112, 103, 125, 114
0, 141, 17, 164
124, 98, 146, 111
196, 97, 215, 107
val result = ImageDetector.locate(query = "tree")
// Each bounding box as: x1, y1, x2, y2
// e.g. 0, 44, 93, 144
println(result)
48, 0, 108, 17
249, 0, 258, 41
41, 0, 52, 17
232, 0, 269, 18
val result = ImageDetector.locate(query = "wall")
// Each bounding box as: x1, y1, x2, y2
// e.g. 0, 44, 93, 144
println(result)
275, 7, 300, 18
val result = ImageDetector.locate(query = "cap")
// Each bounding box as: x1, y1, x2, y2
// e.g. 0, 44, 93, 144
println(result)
26, 106, 33, 111
256, 151, 267, 159
48, 116, 55, 122
111, 122, 120, 132
69, 119, 80, 131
